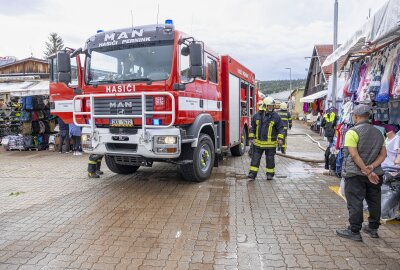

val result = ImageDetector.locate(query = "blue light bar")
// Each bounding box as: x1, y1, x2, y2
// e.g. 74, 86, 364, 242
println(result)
165, 19, 173, 25
97, 29, 104, 33
152, 119, 162, 126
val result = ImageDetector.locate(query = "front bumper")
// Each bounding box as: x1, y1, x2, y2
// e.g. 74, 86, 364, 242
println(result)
82, 127, 181, 159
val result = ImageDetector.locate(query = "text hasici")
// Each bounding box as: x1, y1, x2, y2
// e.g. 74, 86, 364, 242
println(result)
98, 29, 151, 47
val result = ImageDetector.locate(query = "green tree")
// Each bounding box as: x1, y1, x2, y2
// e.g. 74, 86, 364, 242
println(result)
43, 32, 64, 59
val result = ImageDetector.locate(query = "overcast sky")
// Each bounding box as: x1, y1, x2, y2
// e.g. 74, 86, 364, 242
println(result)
0, 0, 388, 80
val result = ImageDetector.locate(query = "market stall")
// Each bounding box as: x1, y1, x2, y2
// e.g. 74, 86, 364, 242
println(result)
324, 0, 400, 220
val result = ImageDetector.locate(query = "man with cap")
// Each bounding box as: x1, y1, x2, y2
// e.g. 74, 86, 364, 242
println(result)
336, 104, 387, 241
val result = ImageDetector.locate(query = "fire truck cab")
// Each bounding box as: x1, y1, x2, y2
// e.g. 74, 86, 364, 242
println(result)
49, 21, 258, 182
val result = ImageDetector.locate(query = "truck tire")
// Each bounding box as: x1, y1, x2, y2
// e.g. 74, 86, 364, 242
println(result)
230, 128, 247, 156
105, 155, 140, 174
180, 133, 215, 182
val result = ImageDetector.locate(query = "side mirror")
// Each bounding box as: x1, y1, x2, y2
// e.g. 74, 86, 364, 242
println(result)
189, 42, 205, 79
56, 51, 71, 84
57, 72, 71, 84
56, 51, 71, 72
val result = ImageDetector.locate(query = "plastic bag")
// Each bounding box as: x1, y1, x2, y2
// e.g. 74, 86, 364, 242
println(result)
381, 184, 400, 220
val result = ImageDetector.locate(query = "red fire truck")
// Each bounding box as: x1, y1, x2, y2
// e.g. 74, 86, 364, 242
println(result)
49, 21, 258, 182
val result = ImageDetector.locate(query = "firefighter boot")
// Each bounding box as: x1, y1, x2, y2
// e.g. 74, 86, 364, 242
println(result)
96, 160, 104, 175
266, 173, 274, 181
88, 172, 100, 179
247, 172, 257, 180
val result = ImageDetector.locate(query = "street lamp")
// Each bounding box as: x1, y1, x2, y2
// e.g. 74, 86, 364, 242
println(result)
285, 67, 292, 90
332, 0, 339, 108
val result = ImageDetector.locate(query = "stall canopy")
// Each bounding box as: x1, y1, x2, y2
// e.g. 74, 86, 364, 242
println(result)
0, 80, 49, 97
323, 0, 400, 67
300, 90, 328, 103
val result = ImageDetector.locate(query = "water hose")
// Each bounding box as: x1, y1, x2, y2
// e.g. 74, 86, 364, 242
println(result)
276, 133, 326, 163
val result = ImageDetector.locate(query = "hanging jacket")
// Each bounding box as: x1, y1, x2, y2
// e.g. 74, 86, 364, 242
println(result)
249, 110, 284, 148
276, 109, 292, 130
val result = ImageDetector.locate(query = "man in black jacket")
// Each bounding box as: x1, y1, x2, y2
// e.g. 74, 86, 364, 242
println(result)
276, 102, 292, 154
58, 118, 70, 153
248, 97, 285, 181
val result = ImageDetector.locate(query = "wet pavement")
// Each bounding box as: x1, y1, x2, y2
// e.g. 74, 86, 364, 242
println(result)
0, 122, 400, 269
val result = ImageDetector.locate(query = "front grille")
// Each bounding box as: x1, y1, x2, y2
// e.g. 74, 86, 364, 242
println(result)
110, 128, 139, 135
106, 143, 137, 152
112, 155, 146, 166
93, 97, 154, 116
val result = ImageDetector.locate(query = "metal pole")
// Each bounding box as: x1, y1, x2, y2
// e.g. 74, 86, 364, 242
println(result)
289, 68, 292, 90
332, 0, 338, 108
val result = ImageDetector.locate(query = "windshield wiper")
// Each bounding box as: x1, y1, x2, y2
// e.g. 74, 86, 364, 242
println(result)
118, 78, 153, 85
90, 80, 117, 84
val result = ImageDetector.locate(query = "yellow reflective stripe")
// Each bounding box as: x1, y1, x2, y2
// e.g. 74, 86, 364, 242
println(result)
265, 168, 275, 173
88, 161, 97, 165
250, 166, 259, 172
277, 134, 284, 139
281, 118, 288, 121
254, 140, 277, 148
284, 127, 288, 130
267, 121, 274, 142
255, 120, 260, 140
249, 133, 255, 138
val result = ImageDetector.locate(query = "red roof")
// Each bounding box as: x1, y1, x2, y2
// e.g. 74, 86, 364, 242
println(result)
314, 44, 346, 80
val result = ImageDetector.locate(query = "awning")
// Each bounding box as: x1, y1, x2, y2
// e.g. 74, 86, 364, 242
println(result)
323, 0, 400, 67
300, 90, 328, 103
0, 80, 49, 97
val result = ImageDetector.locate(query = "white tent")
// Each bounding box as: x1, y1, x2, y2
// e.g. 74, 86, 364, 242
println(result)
300, 90, 328, 103
0, 80, 49, 97
323, 0, 400, 67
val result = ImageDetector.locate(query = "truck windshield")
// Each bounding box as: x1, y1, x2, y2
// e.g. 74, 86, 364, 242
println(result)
86, 42, 173, 84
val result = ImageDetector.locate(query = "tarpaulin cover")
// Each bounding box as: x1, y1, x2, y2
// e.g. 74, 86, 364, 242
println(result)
300, 90, 328, 103
323, 0, 400, 67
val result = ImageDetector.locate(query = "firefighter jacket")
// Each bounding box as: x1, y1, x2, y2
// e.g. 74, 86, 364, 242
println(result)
277, 109, 292, 130
249, 110, 285, 148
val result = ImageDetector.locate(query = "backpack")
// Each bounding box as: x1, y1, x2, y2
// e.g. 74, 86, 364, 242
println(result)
37, 111, 45, 120
24, 96, 34, 111
21, 122, 32, 135
32, 121, 40, 134
31, 111, 38, 121
335, 149, 344, 178
23, 135, 33, 148
20, 111, 31, 122
39, 121, 46, 134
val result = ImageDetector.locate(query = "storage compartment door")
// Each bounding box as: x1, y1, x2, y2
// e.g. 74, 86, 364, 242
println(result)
229, 74, 240, 145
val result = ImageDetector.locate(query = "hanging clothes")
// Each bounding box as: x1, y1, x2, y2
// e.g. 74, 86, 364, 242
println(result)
349, 61, 362, 94
373, 103, 390, 122
392, 48, 400, 98
356, 62, 371, 102
389, 100, 400, 124
377, 45, 400, 103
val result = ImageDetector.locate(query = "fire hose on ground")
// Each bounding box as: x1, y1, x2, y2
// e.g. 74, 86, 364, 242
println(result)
249, 133, 327, 163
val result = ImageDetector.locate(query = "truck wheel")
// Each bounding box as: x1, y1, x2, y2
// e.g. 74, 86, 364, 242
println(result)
180, 133, 215, 182
105, 155, 140, 174
230, 128, 247, 156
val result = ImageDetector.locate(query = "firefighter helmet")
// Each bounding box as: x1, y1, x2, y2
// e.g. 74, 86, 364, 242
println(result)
263, 96, 275, 106
280, 102, 288, 110
258, 100, 265, 110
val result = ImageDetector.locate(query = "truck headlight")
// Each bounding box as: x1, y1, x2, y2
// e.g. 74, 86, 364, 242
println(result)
81, 134, 92, 151
157, 136, 177, 144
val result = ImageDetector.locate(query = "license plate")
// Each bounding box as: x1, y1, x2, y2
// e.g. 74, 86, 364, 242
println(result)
110, 119, 133, 127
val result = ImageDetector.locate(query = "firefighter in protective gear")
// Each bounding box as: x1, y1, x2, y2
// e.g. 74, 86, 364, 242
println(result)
276, 102, 292, 154
88, 154, 104, 178
248, 97, 285, 180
